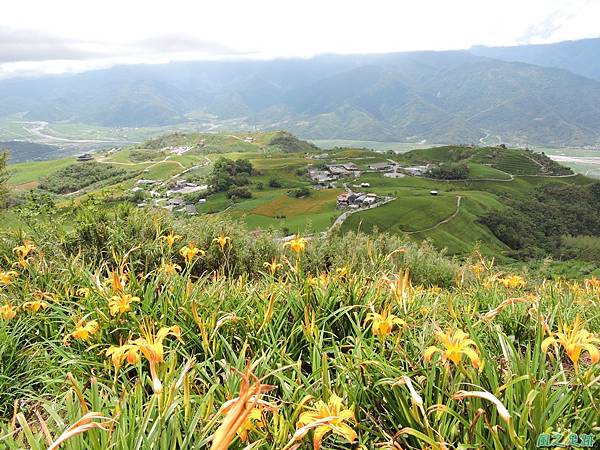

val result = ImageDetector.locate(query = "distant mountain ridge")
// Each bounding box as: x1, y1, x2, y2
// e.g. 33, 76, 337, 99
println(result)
471, 38, 600, 81
1, 39, 600, 146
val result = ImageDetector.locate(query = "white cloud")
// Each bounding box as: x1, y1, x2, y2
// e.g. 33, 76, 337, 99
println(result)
1, 0, 598, 77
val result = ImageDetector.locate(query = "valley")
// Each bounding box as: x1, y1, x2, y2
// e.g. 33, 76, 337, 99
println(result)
4, 131, 598, 262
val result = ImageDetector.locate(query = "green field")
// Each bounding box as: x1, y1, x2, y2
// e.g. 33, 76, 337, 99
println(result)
4, 132, 598, 258
7, 157, 74, 188
225, 189, 341, 233
341, 195, 457, 233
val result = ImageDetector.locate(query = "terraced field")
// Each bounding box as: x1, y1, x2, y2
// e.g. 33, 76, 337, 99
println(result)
227, 189, 342, 233
340, 194, 458, 234
489, 153, 541, 175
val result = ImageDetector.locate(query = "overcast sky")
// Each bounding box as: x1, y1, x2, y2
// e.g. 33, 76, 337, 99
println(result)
1, 0, 599, 78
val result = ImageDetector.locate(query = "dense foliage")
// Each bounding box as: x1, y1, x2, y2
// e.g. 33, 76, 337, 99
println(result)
269, 131, 319, 153
0, 206, 598, 449
427, 161, 470, 180
481, 182, 600, 258
208, 157, 255, 193
39, 162, 134, 194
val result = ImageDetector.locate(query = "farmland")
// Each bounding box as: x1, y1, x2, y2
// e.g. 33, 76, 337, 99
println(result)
2, 132, 600, 260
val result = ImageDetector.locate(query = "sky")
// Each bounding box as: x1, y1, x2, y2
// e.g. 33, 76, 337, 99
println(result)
1, 0, 599, 78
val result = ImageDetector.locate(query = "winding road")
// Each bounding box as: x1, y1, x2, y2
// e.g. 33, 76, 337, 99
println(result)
403, 196, 462, 235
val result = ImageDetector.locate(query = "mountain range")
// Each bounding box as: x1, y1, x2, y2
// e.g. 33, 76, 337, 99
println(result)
2, 38, 600, 146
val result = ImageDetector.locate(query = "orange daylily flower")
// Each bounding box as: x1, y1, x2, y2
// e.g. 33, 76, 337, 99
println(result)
22, 300, 49, 312
365, 305, 406, 339
424, 329, 482, 370
161, 231, 182, 248
287, 393, 357, 450
180, 243, 205, 264
0, 303, 17, 320
263, 258, 283, 276
498, 275, 527, 289
108, 293, 140, 316
65, 319, 100, 344
105, 343, 141, 369
133, 324, 181, 394
283, 235, 307, 253
213, 233, 231, 250
0, 269, 18, 286
542, 316, 600, 372
161, 261, 182, 275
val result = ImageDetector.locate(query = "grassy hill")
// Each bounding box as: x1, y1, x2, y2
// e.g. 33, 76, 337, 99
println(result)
2, 132, 597, 261
0, 207, 598, 449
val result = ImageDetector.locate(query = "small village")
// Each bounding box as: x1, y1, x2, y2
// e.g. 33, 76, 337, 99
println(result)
131, 178, 208, 215
308, 160, 434, 210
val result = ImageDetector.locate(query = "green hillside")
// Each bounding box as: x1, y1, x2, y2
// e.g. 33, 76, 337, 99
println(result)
2, 132, 598, 262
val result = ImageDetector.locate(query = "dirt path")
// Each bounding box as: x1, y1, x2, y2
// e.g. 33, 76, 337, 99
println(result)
96, 155, 185, 170
328, 196, 396, 232
403, 196, 462, 235
158, 156, 211, 187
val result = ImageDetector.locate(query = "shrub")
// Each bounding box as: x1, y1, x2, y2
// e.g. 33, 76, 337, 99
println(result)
226, 186, 252, 199
288, 187, 311, 198
268, 178, 282, 188
39, 162, 135, 194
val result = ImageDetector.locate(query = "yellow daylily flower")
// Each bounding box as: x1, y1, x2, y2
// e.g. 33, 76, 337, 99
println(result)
541, 316, 600, 372
33, 290, 59, 302
211, 366, 274, 450
290, 393, 357, 450
105, 343, 140, 370
161, 231, 182, 248
213, 233, 231, 250
133, 324, 181, 394
108, 293, 140, 316
424, 329, 482, 370
217, 400, 276, 443
180, 243, 205, 264
65, 320, 100, 344
13, 241, 35, 258
76, 288, 91, 298
263, 258, 283, 276
307, 273, 328, 288
470, 263, 485, 278
584, 277, 600, 293
160, 261, 182, 276
22, 300, 49, 312
499, 275, 527, 289
365, 305, 406, 339
336, 267, 349, 279
0, 269, 18, 286
0, 303, 17, 320
283, 235, 307, 253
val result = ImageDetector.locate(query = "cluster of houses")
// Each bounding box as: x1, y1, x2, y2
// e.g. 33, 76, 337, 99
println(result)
336, 192, 380, 209
131, 178, 208, 215
164, 145, 193, 155
309, 160, 434, 188
308, 163, 361, 187
368, 161, 431, 177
